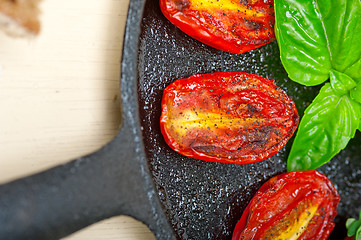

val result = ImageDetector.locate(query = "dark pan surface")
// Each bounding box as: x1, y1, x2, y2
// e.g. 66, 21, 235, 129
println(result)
137, 0, 361, 239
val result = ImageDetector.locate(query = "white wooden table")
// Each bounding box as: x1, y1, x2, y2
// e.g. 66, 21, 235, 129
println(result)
0, 0, 155, 239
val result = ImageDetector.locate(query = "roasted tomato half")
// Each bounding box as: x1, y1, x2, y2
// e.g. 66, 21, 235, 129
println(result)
232, 170, 340, 240
159, 0, 275, 54
160, 71, 298, 164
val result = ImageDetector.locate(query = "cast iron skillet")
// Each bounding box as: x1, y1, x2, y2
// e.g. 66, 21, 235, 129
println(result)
1, 0, 360, 239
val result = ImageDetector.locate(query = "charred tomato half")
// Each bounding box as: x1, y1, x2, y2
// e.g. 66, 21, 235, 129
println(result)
232, 170, 340, 240
160, 71, 298, 164
159, 0, 276, 54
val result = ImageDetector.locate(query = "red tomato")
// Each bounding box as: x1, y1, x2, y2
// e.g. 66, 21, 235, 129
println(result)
160, 71, 298, 164
159, 0, 276, 54
232, 170, 340, 240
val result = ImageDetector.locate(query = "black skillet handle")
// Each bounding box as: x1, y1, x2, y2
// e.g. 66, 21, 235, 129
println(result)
0, 0, 177, 238
0, 128, 124, 240
0, 123, 175, 240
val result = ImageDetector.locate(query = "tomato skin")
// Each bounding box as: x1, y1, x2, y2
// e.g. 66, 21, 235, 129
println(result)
159, 0, 275, 54
232, 170, 340, 240
160, 71, 298, 164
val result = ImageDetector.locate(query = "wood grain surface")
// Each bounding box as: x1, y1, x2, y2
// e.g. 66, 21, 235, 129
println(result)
0, 0, 155, 239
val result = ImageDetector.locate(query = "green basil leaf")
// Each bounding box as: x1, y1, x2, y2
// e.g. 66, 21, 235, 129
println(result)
330, 70, 357, 96
348, 220, 361, 237
287, 83, 361, 171
317, 0, 361, 74
345, 58, 361, 82
346, 211, 361, 238
347, 218, 357, 229
357, 226, 361, 240
351, 82, 361, 104
275, 0, 361, 86
351, 85, 361, 130
274, 0, 331, 86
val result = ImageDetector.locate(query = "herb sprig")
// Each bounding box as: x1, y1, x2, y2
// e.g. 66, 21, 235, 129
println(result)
346, 210, 361, 240
275, 0, 361, 171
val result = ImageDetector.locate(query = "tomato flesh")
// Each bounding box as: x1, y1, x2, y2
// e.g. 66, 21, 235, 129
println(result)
232, 170, 340, 240
159, 0, 276, 54
160, 71, 298, 164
